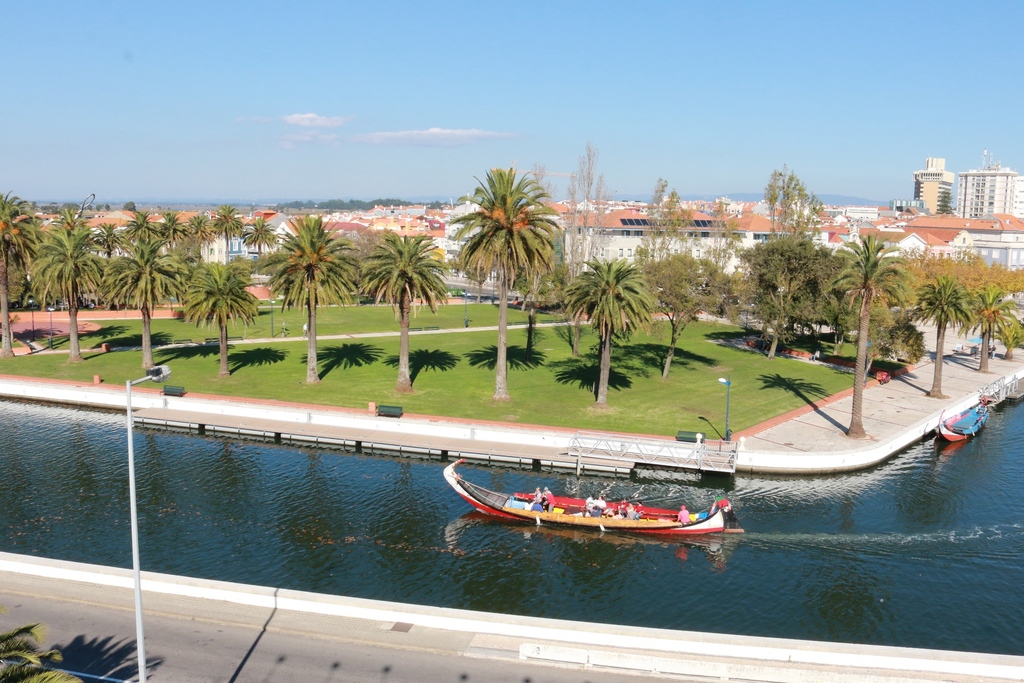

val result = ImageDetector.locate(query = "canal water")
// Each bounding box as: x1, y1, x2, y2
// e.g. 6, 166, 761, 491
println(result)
1, 398, 1022, 655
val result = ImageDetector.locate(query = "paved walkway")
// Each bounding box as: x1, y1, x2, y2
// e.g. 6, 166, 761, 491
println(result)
736, 323, 1023, 455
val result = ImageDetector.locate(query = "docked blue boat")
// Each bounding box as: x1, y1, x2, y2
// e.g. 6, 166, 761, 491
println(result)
938, 398, 990, 442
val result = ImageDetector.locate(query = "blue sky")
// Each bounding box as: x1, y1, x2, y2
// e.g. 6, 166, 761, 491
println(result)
4, 1, 1023, 204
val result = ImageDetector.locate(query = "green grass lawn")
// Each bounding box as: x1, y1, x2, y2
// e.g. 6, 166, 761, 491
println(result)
44, 303, 562, 350
1, 320, 856, 437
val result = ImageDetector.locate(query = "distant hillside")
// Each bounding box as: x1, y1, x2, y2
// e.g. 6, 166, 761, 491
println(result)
274, 198, 447, 211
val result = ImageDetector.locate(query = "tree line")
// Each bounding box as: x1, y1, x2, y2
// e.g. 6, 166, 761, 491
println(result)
3, 163, 1023, 440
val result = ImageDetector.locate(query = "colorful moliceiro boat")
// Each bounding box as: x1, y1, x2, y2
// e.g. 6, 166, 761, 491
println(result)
443, 460, 743, 535
937, 397, 990, 442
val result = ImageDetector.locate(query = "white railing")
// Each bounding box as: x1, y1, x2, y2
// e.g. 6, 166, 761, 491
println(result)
568, 431, 737, 474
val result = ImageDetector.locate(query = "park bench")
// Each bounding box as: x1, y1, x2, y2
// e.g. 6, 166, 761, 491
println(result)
425, 326, 440, 331
204, 336, 242, 344
172, 338, 194, 345
675, 430, 703, 443
162, 385, 187, 397
376, 405, 403, 418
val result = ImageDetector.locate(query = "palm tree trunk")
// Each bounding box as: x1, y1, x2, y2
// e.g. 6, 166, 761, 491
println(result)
141, 307, 154, 369
396, 292, 412, 393
848, 293, 872, 439
526, 303, 536, 363
662, 317, 680, 379
493, 276, 510, 400
980, 328, 990, 373
596, 330, 612, 405
928, 322, 947, 398
68, 305, 82, 362
306, 291, 319, 384
219, 322, 229, 377
571, 321, 581, 357
0, 257, 13, 358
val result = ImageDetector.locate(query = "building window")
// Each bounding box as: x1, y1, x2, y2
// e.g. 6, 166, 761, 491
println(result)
619, 248, 624, 257
627, 248, 633, 257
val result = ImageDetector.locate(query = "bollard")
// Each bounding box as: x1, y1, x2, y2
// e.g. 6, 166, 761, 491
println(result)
92, 375, 102, 384
368, 401, 376, 415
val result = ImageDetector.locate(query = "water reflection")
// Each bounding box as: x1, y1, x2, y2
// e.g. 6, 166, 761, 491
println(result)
0, 398, 1022, 655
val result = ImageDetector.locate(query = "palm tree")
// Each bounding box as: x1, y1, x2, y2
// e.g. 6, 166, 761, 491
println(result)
183, 261, 258, 377
362, 233, 449, 392
124, 210, 164, 243
565, 259, 654, 406
187, 213, 215, 243
0, 606, 81, 682
968, 284, 1017, 373
833, 235, 908, 439
998, 316, 1023, 361
452, 168, 559, 400
213, 205, 243, 263
54, 207, 85, 231
267, 216, 357, 383
0, 192, 38, 358
243, 217, 278, 256
104, 239, 184, 368
33, 226, 104, 362
91, 222, 125, 258
161, 211, 189, 249
914, 274, 972, 398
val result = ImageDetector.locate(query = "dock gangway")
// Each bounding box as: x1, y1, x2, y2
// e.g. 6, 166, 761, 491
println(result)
567, 431, 737, 474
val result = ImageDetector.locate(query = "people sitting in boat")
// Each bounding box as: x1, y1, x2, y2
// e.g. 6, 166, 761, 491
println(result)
625, 502, 640, 520
585, 495, 598, 516
677, 505, 690, 524
595, 495, 608, 515
530, 501, 543, 512
542, 487, 554, 512
710, 497, 731, 515
532, 487, 543, 505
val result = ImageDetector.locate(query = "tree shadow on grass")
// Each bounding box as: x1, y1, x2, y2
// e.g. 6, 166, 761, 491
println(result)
79, 324, 128, 346
57, 634, 163, 681
630, 342, 718, 371
105, 331, 172, 348
384, 348, 460, 385
156, 344, 221, 362
229, 346, 287, 373
705, 329, 747, 341
758, 372, 847, 431
313, 343, 383, 379
550, 358, 633, 399
465, 344, 546, 371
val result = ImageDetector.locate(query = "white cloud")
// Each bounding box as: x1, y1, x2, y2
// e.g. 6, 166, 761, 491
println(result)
352, 127, 515, 147
279, 131, 341, 150
281, 113, 352, 128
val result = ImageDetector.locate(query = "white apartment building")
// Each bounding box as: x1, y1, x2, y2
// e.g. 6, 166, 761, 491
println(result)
957, 162, 1018, 218
913, 157, 954, 214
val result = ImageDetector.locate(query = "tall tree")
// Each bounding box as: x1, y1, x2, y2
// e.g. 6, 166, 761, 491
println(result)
453, 168, 559, 400
763, 166, 823, 235
33, 226, 104, 362
914, 275, 972, 398
936, 189, 954, 215
643, 253, 706, 378
741, 235, 835, 359
565, 259, 654, 406
161, 211, 189, 249
243, 217, 278, 256
186, 213, 216, 261
91, 222, 124, 259
54, 207, 85, 231
564, 144, 610, 356
104, 239, 184, 368
267, 216, 357, 383
0, 193, 38, 358
213, 205, 243, 263
361, 233, 448, 392
968, 284, 1017, 373
0, 606, 81, 682
833, 235, 909, 439
997, 317, 1023, 361
183, 261, 259, 377
124, 210, 164, 243
638, 181, 693, 262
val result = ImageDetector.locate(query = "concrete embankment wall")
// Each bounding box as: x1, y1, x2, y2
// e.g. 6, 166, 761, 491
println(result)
2, 551, 1023, 681
2, 370, 1023, 475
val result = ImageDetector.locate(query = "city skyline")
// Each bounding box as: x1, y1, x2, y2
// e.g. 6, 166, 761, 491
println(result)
5, 1, 1024, 203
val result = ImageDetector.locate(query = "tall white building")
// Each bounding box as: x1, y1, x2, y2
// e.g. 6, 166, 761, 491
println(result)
957, 156, 1018, 218
913, 157, 954, 214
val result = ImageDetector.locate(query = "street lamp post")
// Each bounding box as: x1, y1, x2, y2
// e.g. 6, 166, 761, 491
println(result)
125, 364, 172, 683
718, 376, 732, 442
269, 300, 275, 339
47, 307, 53, 350
28, 297, 35, 341
463, 291, 469, 328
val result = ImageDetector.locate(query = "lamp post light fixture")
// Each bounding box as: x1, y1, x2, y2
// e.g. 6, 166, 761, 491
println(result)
718, 376, 732, 442
125, 364, 172, 683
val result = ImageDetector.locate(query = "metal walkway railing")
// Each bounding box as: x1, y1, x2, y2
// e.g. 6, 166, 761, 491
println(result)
567, 431, 737, 474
